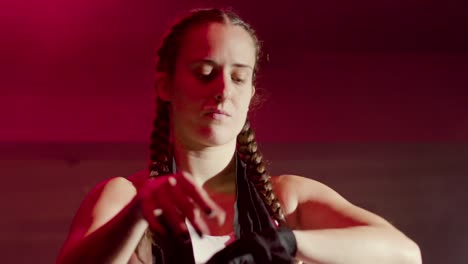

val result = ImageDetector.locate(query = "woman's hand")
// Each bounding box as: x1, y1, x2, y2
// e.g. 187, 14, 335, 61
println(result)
137, 172, 225, 238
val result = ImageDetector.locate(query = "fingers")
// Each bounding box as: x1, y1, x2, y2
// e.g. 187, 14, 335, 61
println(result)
138, 182, 166, 235
176, 172, 226, 226
138, 173, 226, 238
167, 177, 206, 237
155, 184, 188, 235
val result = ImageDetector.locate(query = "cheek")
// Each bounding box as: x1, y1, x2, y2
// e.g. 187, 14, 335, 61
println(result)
231, 92, 252, 125
171, 77, 204, 107
237, 88, 253, 110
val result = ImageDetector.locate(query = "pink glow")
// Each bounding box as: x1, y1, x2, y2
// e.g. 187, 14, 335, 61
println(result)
1, 2, 467, 143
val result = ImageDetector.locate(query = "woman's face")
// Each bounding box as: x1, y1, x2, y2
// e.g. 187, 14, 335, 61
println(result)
166, 22, 256, 149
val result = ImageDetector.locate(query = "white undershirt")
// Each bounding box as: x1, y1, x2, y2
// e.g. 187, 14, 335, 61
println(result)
186, 219, 236, 264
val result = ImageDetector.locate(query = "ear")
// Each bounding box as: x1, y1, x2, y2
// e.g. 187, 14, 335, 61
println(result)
155, 73, 171, 101
251, 85, 256, 98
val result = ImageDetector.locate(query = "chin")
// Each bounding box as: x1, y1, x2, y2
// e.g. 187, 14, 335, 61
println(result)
198, 126, 239, 147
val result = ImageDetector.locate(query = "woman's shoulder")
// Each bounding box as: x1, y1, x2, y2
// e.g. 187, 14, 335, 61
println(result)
269, 175, 310, 225
270, 174, 343, 224
81, 169, 148, 214
270, 174, 318, 199
271, 174, 341, 202
70, 176, 137, 231
84, 175, 137, 209
83, 171, 150, 223
59, 175, 138, 257
270, 174, 308, 187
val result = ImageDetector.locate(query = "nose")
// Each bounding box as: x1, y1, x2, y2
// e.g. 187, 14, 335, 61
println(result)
214, 93, 224, 102
213, 70, 232, 103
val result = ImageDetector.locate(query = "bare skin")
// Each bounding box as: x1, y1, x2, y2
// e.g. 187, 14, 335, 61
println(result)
57, 21, 421, 264
57, 171, 421, 264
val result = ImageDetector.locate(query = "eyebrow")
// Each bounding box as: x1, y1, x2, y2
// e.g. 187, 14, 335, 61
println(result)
189, 59, 253, 70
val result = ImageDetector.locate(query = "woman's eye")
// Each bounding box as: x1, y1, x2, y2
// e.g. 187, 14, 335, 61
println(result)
195, 66, 215, 81
232, 73, 247, 84
232, 77, 245, 84
197, 72, 211, 80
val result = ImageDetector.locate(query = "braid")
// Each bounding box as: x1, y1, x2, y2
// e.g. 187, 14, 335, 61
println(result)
236, 120, 286, 224
136, 97, 172, 256
148, 97, 172, 178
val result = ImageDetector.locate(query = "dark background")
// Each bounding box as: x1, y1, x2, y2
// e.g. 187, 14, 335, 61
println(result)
0, 0, 467, 263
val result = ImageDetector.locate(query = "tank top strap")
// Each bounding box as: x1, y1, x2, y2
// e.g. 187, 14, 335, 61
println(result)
234, 155, 276, 239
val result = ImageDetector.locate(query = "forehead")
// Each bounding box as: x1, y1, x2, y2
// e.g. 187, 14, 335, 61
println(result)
177, 22, 256, 67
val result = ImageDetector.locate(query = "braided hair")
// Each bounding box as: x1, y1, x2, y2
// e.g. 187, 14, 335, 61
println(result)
149, 8, 285, 223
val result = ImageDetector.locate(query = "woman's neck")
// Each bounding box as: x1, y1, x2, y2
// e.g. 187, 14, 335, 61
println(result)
173, 138, 237, 192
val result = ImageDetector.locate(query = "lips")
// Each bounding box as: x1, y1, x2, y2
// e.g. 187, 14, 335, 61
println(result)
203, 107, 231, 117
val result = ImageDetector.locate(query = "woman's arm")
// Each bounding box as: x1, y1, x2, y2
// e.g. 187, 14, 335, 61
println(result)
273, 175, 422, 264
57, 171, 224, 264
56, 177, 149, 264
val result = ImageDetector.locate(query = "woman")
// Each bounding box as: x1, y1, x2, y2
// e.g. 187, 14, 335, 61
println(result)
57, 8, 421, 264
